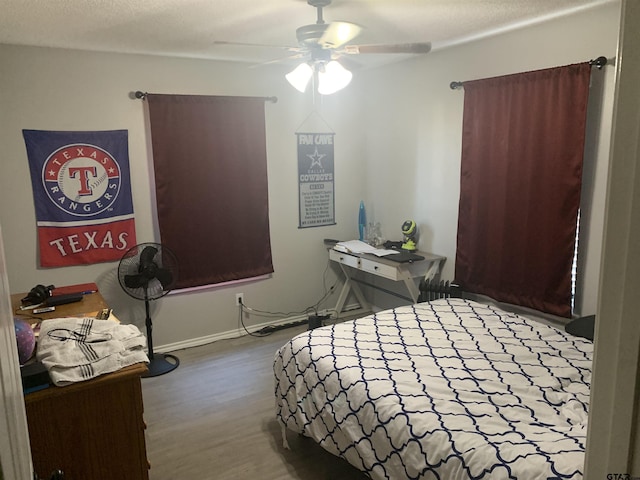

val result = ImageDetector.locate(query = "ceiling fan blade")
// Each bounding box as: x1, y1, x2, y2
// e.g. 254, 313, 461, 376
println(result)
319, 21, 362, 49
343, 42, 432, 55
249, 52, 308, 69
213, 40, 301, 52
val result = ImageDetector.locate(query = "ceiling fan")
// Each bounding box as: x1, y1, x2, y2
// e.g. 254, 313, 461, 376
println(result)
216, 0, 432, 94
295, 0, 430, 54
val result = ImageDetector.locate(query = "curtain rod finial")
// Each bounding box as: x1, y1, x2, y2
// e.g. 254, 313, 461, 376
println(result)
134, 91, 147, 99
590, 56, 608, 69
450, 81, 463, 90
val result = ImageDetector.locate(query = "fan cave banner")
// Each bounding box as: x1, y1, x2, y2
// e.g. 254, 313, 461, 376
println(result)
297, 132, 336, 228
23, 129, 137, 267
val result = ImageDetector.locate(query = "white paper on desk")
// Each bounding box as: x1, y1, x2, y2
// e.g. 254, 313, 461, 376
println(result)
372, 249, 400, 257
334, 240, 375, 253
334, 240, 399, 257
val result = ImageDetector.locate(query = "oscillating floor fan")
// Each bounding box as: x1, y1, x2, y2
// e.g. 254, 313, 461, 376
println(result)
118, 243, 179, 377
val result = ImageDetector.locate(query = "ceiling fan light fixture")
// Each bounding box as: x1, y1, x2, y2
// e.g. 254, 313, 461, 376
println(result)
317, 60, 352, 95
286, 62, 313, 92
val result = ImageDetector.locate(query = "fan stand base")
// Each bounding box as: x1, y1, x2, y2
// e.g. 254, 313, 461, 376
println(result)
142, 353, 180, 378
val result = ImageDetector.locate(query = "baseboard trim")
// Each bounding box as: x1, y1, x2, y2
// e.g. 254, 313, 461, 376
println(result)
155, 302, 364, 353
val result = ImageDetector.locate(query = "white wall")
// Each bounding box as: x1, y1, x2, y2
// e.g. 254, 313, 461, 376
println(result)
0, 46, 367, 348
358, 2, 620, 316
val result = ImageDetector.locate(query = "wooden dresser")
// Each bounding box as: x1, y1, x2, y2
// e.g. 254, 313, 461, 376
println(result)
12, 291, 150, 480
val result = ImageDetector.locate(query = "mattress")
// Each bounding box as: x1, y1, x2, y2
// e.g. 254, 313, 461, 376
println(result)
274, 298, 592, 479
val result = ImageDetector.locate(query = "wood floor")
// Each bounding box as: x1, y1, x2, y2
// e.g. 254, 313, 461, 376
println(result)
141, 324, 370, 480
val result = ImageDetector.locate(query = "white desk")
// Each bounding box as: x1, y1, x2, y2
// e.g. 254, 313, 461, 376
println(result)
329, 248, 446, 317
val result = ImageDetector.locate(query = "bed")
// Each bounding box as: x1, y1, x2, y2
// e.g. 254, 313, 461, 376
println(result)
273, 298, 592, 479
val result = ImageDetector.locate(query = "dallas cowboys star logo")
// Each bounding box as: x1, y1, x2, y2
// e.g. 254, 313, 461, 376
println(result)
307, 148, 326, 169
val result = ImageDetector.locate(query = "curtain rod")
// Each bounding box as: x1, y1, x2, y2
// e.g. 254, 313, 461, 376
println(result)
133, 91, 278, 103
449, 56, 609, 90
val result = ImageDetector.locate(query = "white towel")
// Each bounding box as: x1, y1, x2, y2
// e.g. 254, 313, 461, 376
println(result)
37, 317, 149, 386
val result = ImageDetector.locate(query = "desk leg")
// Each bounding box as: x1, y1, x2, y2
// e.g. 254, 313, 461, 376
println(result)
402, 278, 421, 303
400, 258, 445, 304
334, 263, 371, 317
424, 259, 444, 282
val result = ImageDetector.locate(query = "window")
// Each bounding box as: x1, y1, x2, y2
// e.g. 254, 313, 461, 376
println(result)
455, 63, 592, 317
146, 94, 273, 289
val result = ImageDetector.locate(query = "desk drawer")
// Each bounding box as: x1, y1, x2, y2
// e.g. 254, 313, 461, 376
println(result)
329, 249, 360, 269
360, 257, 399, 281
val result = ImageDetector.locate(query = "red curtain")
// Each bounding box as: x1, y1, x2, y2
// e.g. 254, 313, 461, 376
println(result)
455, 63, 591, 317
146, 94, 273, 289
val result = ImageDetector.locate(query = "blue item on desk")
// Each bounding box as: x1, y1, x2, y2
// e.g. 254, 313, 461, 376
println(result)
358, 201, 366, 241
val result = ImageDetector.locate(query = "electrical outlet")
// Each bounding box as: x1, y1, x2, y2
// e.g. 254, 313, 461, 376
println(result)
235, 293, 244, 306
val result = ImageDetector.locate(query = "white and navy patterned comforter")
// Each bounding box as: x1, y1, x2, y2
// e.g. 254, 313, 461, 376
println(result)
274, 298, 592, 480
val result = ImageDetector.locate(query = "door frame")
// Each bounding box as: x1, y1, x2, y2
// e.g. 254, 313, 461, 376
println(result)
0, 224, 33, 480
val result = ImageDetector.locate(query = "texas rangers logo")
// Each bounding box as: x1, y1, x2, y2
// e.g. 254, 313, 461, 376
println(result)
42, 143, 122, 217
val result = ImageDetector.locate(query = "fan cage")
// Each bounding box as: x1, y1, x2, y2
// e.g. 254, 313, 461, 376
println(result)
118, 243, 178, 300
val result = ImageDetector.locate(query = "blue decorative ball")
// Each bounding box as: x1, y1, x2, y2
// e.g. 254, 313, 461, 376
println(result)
14, 318, 36, 365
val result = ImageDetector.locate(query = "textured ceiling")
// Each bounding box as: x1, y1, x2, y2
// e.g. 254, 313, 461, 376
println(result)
0, 0, 616, 68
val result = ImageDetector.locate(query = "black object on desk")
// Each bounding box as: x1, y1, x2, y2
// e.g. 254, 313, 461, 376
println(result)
45, 293, 83, 306
386, 251, 425, 263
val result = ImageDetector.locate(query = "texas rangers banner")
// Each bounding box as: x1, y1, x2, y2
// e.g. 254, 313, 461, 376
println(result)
297, 132, 336, 228
23, 130, 137, 267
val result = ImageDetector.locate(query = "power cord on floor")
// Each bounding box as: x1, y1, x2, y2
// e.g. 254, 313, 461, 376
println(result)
240, 285, 336, 319
238, 296, 337, 337
238, 259, 339, 337
237, 298, 272, 338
